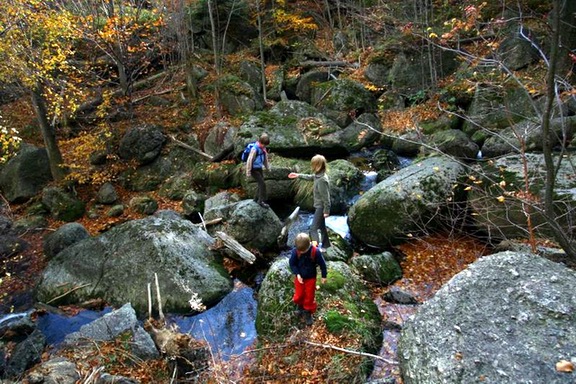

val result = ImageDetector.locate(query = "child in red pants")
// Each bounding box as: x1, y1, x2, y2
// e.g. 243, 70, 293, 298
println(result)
289, 232, 327, 325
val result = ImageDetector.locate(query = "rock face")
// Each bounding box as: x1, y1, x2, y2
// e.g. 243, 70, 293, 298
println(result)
348, 156, 466, 246
36, 215, 233, 315
398, 251, 576, 384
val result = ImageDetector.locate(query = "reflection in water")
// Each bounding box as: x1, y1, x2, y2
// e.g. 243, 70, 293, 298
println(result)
36, 307, 112, 345
172, 280, 257, 361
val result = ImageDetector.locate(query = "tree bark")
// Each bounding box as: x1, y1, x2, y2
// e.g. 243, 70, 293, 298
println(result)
543, 0, 576, 259
216, 231, 256, 264
30, 86, 66, 181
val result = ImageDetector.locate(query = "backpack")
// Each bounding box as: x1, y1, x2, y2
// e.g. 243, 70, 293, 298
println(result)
295, 245, 318, 261
241, 142, 259, 162
310, 245, 317, 261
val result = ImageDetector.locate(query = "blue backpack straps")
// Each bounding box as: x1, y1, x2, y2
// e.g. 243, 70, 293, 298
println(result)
242, 141, 264, 162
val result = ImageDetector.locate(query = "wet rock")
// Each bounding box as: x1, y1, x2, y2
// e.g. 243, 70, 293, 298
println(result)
382, 288, 419, 305
5, 329, 46, 378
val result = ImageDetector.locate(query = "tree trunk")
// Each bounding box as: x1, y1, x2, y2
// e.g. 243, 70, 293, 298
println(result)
555, 0, 576, 81
30, 86, 66, 181
543, 0, 575, 259
207, 0, 222, 116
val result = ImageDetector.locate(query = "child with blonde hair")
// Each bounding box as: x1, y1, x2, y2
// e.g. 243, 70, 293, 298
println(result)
289, 232, 327, 326
288, 154, 331, 251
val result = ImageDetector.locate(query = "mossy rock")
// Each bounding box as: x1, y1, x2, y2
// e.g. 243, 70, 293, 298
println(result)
257, 258, 382, 359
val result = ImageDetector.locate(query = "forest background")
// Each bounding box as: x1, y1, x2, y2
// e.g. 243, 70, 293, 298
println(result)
0, 0, 575, 382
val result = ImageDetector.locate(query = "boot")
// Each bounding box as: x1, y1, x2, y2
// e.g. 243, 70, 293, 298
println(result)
304, 310, 313, 326
295, 305, 305, 316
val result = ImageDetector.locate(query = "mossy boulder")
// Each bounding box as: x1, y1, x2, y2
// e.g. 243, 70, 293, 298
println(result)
348, 156, 466, 247
235, 100, 346, 158
257, 258, 382, 378
36, 215, 233, 316
311, 78, 377, 118
350, 251, 402, 285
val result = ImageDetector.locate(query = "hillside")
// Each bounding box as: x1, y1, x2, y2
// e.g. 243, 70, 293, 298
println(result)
1, 0, 575, 382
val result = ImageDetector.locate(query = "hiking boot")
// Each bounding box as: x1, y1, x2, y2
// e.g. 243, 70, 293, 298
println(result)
295, 305, 305, 317
304, 311, 314, 326
258, 202, 270, 208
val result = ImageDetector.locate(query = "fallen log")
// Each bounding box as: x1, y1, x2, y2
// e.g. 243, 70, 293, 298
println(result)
215, 231, 256, 264
277, 206, 300, 248
168, 134, 213, 160
299, 60, 359, 68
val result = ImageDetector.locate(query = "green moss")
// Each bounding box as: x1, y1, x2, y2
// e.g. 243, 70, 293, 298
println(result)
323, 268, 346, 292
325, 310, 356, 333
254, 110, 297, 128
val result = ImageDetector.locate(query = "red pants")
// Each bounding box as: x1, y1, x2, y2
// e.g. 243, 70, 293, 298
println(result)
293, 277, 317, 313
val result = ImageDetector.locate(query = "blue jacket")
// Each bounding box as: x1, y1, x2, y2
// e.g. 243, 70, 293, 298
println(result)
249, 143, 267, 169
289, 246, 327, 279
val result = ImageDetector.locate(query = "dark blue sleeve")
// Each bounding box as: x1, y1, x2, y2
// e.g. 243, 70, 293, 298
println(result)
289, 249, 300, 275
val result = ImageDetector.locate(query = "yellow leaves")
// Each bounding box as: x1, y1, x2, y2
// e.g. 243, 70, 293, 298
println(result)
496, 196, 505, 203
272, 9, 317, 33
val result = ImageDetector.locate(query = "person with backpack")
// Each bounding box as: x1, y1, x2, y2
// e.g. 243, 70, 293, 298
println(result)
288, 154, 331, 251
289, 232, 327, 326
244, 133, 270, 208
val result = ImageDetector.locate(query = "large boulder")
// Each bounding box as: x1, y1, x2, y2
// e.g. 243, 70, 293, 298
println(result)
43, 222, 90, 260
427, 129, 479, 160
0, 144, 52, 203
204, 199, 282, 252
36, 214, 233, 315
399, 251, 576, 384
219, 76, 264, 116
348, 156, 466, 247
118, 124, 165, 165
466, 153, 576, 242
462, 84, 538, 136
310, 78, 377, 127
323, 113, 383, 152
41, 187, 86, 222
235, 100, 347, 158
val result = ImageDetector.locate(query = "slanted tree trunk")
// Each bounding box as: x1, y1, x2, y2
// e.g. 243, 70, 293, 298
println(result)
30, 85, 66, 181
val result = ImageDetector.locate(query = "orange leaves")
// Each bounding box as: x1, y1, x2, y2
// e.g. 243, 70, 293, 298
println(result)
396, 234, 490, 302
556, 360, 574, 373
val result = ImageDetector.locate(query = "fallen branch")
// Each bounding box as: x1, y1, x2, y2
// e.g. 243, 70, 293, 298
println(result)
215, 231, 256, 264
154, 273, 164, 322
277, 206, 300, 247
299, 60, 359, 68
45, 283, 91, 304
303, 340, 398, 365
194, 217, 223, 228
168, 134, 213, 160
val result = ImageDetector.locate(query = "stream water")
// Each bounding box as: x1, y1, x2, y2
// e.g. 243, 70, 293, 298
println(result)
1, 157, 415, 379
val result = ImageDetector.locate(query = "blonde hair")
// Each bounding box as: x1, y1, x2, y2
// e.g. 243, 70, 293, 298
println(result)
311, 154, 327, 174
295, 232, 311, 253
